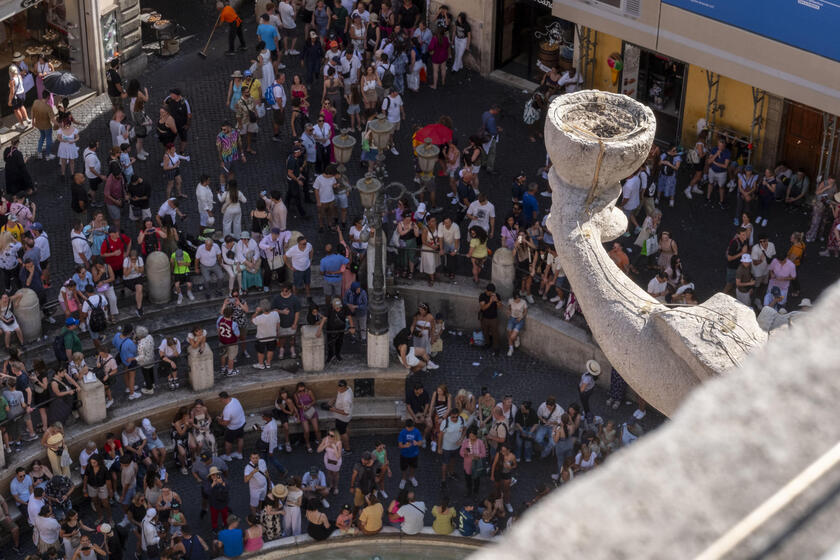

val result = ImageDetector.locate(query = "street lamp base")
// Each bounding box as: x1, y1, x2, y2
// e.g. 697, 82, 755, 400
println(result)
367, 332, 390, 369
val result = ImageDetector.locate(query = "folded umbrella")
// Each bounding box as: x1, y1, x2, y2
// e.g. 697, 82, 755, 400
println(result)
43, 72, 82, 96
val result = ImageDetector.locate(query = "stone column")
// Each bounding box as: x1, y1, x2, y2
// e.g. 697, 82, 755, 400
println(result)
366, 235, 387, 293
492, 248, 515, 300
367, 333, 389, 368
146, 251, 172, 304
300, 325, 325, 371
188, 346, 215, 391
78, 378, 107, 424
14, 288, 41, 342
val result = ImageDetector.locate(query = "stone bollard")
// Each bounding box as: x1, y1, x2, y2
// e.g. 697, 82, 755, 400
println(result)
188, 345, 215, 391
14, 288, 41, 342
491, 248, 515, 300
367, 332, 390, 368
146, 251, 172, 304
78, 377, 107, 424
300, 325, 325, 371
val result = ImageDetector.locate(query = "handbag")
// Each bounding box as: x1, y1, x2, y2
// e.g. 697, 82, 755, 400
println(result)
303, 406, 317, 420
256, 103, 266, 119
633, 228, 651, 248
268, 241, 284, 270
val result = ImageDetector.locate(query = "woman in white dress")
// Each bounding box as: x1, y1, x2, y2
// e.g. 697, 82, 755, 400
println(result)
419, 217, 440, 285
256, 41, 275, 90
56, 119, 79, 179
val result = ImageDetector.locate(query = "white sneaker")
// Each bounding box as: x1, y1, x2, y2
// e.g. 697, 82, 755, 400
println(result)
669, 199, 674, 207
507, 346, 514, 357
450, 198, 458, 205
80, 323, 87, 332
399, 479, 406, 489
177, 293, 184, 305
430, 441, 437, 452
45, 154, 56, 161
446, 192, 455, 198
756, 216, 762, 224
514, 338, 520, 348
692, 185, 703, 194
141, 388, 154, 395
187, 290, 195, 301
128, 392, 142, 400
555, 301, 564, 310
505, 503, 513, 513
289, 49, 300, 55
180, 467, 188, 475
551, 473, 560, 481
550, 296, 561, 303
410, 477, 418, 487
525, 294, 534, 304
253, 363, 266, 370
426, 361, 439, 370
380, 490, 388, 499
633, 409, 646, 420
105, 399, 114, 409
321, 498, 330, 509
761, 218, 768, 227
220, 454, 232, 462
277, 62, 286, 69
285, 443, 292, 452
683, 186, 692, 199
390, 147, 399, 155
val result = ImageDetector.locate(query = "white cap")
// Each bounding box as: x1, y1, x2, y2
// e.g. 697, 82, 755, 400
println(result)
740, 254, 752, 263
142, 418, 155, 433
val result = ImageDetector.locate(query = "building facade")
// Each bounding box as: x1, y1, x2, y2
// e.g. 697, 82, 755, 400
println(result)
0, 0, 145, 115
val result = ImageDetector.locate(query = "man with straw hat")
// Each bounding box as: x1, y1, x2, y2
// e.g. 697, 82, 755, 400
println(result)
579, 359, 601, 415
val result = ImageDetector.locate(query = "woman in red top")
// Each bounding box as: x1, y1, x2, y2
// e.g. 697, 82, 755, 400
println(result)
100, 230, 131, 278
428, 27, 450, 90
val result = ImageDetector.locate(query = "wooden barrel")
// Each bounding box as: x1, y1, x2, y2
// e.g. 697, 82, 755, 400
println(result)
536, 41, 560, 81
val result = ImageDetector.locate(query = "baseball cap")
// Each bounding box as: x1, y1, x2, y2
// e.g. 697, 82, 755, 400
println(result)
770, 286, 782, 296
338, 379, 347, 387
244, 69, 252, 77
740, 254, 752, 263
309, 465, 319, 475
270, 227, 282, 234
65, 317, 79, 326
329, 40, 338, 48
31, 222, 43, 231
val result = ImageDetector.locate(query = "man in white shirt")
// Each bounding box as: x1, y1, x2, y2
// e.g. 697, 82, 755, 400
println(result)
647, 271, 668, 302
27, 487, 45, 526
268, 74, 287, 142
619, 170, 642, 234
285, 235, 313, 298
313, 165, 337, 232
329, 379, 354, 453
70, 222, 91, 267
535, 396, 564, 458
340, 50, 362, 85
156, 197, 184, 226
251, 300, 280, 370
302, 465, 330, 508
438, 408, 466, 481
81, 284, 109, 338
466, 192, 496, 237
259, 227, 291, 290
244, 451, 270, 514
195, 238, 224, 294
381, 89, 404, 154
196, 174, 215, 228
557, 68, 583, 93
83, 140, 106, 206
750, 233, 776, 290
313, 113, 332, 170
217, 391, 246, 461
79, 440, 98, 474
396, 495, 426, 535
278, 0, 298, 55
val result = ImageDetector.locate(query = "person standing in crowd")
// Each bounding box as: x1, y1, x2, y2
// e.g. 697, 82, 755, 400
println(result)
285, 235, 314, 300
578, 360, 600, 414
480, 104, 502, 174
217, 391, 246, 461
705, 138, 731, 207
478, 283, 501, 354
32, 90, 55, 160
217, 0, 247, 54
382, 88, 404, 155
319, 242, 348, 303
328, 379, 354, 454
163, 88, 192, 154
251, 300, 280, 370
724, 227, 750, 295
656, 144, 681, 208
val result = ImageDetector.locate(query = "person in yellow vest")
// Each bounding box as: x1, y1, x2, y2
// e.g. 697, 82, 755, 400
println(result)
171, 248, 195, 305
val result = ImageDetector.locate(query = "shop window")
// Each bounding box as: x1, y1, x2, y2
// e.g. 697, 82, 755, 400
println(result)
623, 43, 686, 145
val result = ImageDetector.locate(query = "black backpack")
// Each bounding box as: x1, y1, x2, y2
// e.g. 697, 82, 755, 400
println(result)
358, 464, 376, 494
381, 65, 395, 90
89, 296, 107, 333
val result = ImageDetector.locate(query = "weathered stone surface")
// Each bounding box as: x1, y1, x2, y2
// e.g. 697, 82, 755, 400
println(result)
543, 91, 767, 416
301, 325, 325, 371
367, 332, 390, 368
491, 247, 515, 300
188, 345, 215, 391
146, 251, 172, 304
471, 282, 840, 560
14, 288, 41, 342
78, 377, 107, 424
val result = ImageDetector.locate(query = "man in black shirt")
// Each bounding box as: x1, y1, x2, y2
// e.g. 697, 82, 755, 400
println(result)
398, 0, 420, 30
724, 227, 749, 295
393, 326, 435, 372
325, 297, 356, 363
71, 173, 90, 214
105, 59, 124, 110
405, 382, 431, 437
3, 138, 34, 196
478, 283, 500, 353
513, 400, 539, 463
285, 145, 307, 218
272, 284, 301, 359
163, 89, 192, 153
127, 175, 151, 222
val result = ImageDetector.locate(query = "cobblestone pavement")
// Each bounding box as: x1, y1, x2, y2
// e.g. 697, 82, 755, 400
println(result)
3, 0, 836, 319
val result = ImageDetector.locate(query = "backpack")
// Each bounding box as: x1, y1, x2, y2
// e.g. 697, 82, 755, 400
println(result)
263, 84, 276, 107
640, 169, 655, 198
53, 332, 67, 363
685, 147, 700, 165
381, 64, 395, 89
89, 296, 107, 333
358, 464, 376, 494
523, 97, 540, 125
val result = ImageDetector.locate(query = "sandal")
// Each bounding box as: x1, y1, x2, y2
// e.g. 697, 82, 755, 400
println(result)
307, 447, 313, 453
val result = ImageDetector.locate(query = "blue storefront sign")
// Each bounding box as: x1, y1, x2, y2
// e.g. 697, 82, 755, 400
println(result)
662, 0, 840, 63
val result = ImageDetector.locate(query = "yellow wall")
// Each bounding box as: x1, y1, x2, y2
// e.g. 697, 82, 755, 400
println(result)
586, 30, 622, 93
681, 66, 766, 158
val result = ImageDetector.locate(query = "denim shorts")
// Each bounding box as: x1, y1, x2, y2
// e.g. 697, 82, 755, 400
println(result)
293, 268, 311, 288
507, 317, 525, 332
